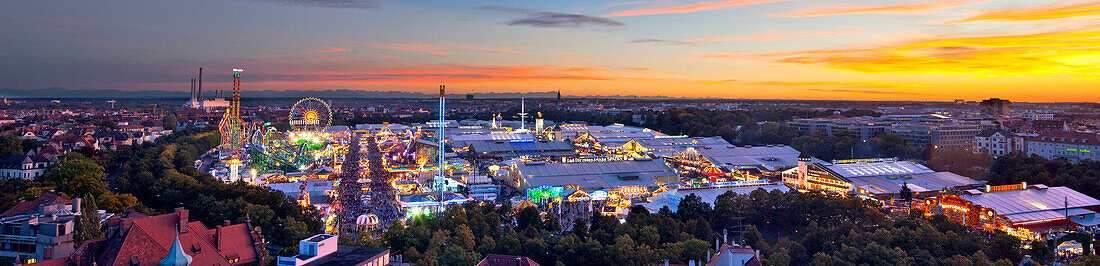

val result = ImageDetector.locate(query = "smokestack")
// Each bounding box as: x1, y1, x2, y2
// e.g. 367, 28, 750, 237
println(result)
198, 67, 203, 99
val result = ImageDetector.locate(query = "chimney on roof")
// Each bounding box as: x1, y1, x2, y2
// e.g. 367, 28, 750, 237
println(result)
175, 207, 189, 234
72, 197, 81, 214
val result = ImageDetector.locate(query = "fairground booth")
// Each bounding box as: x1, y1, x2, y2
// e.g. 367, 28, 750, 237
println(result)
915, 182, 1100, 240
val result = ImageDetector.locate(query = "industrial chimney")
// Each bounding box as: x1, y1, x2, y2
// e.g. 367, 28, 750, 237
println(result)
198, 67, 203, 99
194, 79, 198, 100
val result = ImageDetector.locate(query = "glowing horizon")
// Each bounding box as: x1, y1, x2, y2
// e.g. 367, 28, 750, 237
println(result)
1, 0, 1097, 102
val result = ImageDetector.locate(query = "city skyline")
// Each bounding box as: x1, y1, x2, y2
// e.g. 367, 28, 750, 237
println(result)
2, 0, 1098, 102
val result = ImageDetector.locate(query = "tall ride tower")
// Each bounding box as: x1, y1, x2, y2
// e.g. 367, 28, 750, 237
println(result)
218, 69, 247, 182
232, 69, 242, 120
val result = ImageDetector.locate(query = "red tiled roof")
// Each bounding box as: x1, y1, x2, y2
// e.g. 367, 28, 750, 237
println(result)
100, 210, 261, 266
26, 257, 68, 266
2, 192, 70, 217
34, 208, 262, 266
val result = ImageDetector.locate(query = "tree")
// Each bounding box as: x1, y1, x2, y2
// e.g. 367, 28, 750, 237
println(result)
569, 218, 588, 238
927, 147, 990, 178
810, 253, 848, 266
497, 229, 522, 255
516, 206, 542, 232
438, 245, 481, 266
0, 135, 22, 157
590, 212, 619, 235
62, 174, 108, 200
1075, 254, 1100, 266
20, 139, 42, 155
1027, 240, 1053, 264
453, 224, 476, 252
899, 181, 913, 203
987, 233, 1022, 263
41, 159, 106, 187
676, 193, 712, 222
74, 195, 104, 246
477, 235, 496, 255
743, 225, 763, 247
543, 215, 562, 233
163, 115, 178, 131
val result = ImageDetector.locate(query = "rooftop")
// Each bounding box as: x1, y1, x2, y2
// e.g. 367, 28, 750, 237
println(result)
819, 160, 934, 179
962, 186, 1100, 216
516, 158, 678, 190
695, 145, 804, 172
302, 246, 388, 266
849, 172, 981, 195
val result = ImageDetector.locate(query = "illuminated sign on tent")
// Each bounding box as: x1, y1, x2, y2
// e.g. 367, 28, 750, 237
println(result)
526, 185, 563, 203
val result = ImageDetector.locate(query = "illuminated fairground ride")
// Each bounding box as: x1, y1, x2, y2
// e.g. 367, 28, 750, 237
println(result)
289, 97, 332, 132
219, 111, 249, 154
219, 69, 250, 160
246, 126, 323, 172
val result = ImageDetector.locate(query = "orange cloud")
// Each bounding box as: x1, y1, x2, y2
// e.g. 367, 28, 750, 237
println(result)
679, 30, 854, 43
366, 43, 448, 55
460, 45, 532, 55
605, 0, 785, 17
778, 0, 981, 17
313, 47, 347, 53
950, 1, 1100, 23
624, 67, 653, 71
764, 28, 1100, 76
364, 43, 531, 56
558, 66, 606, 72
703, 80, 926, 89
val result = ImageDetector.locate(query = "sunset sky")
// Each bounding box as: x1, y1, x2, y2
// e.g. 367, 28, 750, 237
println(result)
1, 0, 1098, 102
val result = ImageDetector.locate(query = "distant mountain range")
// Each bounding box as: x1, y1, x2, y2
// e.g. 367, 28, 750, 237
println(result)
0, 87, 687, 99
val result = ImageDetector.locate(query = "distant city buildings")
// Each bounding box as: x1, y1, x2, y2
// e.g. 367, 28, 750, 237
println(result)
788, 116, 890, 140
979, 98, 1012, 116
887, 122, 986, 150
788, 113, 992, 150
0, 154, 57, 180
973, 129, 1025, 156
1024, 131, 1100, 162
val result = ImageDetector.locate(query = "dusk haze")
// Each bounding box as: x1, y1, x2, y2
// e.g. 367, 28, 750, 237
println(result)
3, 1, 1100, 266
3, 0, 1099, 101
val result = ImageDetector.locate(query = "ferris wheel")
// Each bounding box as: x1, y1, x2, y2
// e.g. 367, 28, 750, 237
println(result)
289, 97, 332, 132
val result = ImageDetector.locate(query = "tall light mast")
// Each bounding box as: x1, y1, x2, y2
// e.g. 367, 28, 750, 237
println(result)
437, 85, 446, 210
518, 93, 527, 131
